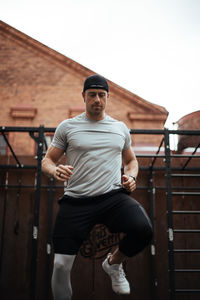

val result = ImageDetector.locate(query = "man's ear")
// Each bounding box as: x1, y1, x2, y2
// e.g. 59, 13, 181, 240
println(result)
82, 92, 85, 102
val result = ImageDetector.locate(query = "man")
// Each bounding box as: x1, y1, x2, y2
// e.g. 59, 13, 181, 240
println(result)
42, 74, 153, 300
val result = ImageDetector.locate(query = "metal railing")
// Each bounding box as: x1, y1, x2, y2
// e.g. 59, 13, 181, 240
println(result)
0, 126, 200, 300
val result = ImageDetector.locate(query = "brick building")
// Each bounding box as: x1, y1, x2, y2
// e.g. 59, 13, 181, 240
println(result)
1, 21, 200, 300
0, 21, 168, 156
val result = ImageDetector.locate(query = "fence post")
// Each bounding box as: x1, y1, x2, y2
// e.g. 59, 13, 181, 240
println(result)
164, 128, 175, 300
30, 125, 44, 300
148, 167, 158, 300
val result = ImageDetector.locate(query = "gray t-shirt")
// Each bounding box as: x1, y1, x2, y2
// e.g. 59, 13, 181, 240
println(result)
51, 112, 131, 198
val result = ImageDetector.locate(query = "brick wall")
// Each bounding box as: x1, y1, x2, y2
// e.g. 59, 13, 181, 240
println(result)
0, 21, 168, 155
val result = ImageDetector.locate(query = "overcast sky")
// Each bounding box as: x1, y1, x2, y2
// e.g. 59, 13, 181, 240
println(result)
1, 0, 200, 128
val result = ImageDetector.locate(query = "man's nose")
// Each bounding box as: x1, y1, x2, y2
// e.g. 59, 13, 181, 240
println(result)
94, 94, 100, 102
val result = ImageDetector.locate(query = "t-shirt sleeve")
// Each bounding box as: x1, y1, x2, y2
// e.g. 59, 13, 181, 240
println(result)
123, 123, 132, 150
51, 121, 68, 150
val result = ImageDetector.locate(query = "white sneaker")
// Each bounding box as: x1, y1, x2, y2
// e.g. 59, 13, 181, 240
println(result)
102, 253, 130, 294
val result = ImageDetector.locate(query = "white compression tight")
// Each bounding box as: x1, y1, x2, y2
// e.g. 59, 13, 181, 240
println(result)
51, 254, 76, 300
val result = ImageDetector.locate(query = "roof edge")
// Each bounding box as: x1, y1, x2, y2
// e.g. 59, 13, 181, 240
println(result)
0, 20, 168, 116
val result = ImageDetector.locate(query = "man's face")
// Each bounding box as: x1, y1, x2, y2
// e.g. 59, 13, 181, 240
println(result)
82, 89, 109, 119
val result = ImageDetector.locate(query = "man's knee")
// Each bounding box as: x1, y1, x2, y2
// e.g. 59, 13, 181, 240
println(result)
53, 254, 75, 273
119, 222, 153, 257
52, 254, 75, 300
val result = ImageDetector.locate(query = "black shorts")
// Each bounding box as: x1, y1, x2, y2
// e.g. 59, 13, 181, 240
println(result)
52, 188, 150, 255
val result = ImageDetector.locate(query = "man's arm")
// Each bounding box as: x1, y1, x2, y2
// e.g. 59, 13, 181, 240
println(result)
122, 146, 138, 192
42, 145, 74, 182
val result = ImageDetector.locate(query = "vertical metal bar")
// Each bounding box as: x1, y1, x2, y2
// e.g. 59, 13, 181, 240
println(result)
164, 129, 175, 300
46, 177, 54, 299
149, 167, 158, 300
30, 126, 44, 300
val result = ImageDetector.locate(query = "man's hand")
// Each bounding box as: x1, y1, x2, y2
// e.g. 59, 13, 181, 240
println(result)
122, 175, 136, 192
54, 164, 74, 182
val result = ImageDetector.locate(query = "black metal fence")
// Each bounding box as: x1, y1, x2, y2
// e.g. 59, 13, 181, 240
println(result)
0, 126, 200, 300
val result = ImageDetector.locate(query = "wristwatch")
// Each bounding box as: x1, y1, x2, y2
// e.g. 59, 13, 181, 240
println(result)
129, 175, 137, 183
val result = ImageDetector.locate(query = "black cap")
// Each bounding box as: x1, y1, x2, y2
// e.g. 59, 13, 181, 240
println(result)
83, 74, 109, 92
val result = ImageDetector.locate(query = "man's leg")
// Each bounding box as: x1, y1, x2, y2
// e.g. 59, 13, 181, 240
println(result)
105, 196, 153, 259
117, 204, 153, 257
52, 254, 76, 300
102, 193, 153, 294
